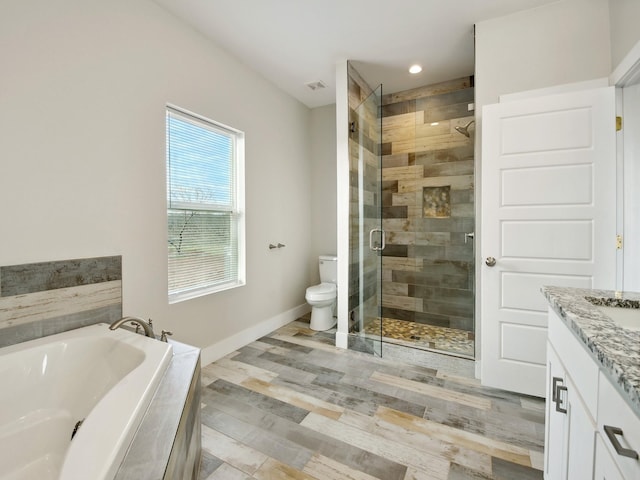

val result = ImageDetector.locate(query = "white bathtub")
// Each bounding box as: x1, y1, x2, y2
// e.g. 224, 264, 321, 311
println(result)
0, 323, 173, 480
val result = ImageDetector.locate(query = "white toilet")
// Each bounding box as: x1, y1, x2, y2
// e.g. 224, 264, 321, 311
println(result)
305, 255, 337, 331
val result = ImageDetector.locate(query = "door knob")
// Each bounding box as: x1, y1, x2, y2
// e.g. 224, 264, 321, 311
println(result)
485, 257, 496, 267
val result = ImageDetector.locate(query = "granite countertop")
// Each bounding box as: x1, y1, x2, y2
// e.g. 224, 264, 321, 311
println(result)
542, 286, 640, 417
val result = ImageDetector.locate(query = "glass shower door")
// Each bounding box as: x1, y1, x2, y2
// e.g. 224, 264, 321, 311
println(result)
350, 84, 384, 356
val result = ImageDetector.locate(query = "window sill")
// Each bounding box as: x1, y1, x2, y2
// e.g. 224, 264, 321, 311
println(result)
169, 280, 245, 304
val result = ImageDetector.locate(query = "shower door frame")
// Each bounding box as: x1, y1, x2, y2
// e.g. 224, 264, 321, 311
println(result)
350, 84, 384, 356
362, 83, 384, 357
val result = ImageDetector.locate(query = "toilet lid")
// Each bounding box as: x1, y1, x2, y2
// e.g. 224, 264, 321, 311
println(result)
307, 283, 336, 295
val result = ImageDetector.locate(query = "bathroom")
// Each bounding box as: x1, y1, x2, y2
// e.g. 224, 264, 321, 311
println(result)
2, 0, 640, 479
4, 0, 630, 383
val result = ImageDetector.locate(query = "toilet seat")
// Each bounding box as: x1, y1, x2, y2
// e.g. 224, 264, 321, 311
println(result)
305, 282, 336, 302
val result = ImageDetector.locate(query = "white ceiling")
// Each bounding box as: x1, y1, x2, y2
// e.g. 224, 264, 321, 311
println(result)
154, 0, 559, 108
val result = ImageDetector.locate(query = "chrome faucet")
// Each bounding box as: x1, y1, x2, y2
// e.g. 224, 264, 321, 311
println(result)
109, 316, 155, 338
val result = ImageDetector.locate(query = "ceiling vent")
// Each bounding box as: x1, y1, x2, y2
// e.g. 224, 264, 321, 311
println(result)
305, 81, 327, 91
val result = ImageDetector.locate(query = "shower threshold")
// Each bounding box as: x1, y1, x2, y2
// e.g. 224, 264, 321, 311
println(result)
361, 317, 475, 359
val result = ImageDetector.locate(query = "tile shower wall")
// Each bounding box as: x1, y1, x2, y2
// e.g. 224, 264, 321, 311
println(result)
0, 256, 122, 347
381, 77, 475, 332
347, 62, 380, 329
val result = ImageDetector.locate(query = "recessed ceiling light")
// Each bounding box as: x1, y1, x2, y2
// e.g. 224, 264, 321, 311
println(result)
409, 64, 422, 74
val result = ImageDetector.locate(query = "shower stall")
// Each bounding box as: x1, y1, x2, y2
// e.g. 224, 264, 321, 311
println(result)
346, 62, 476, 359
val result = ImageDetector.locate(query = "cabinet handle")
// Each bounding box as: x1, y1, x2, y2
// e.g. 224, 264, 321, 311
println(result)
604, 425, 639, 459
552, 376, 563, 402
554, 385, 568, 414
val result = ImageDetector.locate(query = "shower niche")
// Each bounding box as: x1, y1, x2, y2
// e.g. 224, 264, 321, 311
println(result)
423, 186, 451, 218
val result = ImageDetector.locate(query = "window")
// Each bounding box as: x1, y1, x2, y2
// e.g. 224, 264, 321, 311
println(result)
166, 106, 245, 303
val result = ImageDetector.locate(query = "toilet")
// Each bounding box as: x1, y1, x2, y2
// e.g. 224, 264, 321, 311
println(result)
305, 255, 337, 331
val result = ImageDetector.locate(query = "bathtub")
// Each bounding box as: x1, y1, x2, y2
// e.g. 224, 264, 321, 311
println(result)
0, 323, 173, 480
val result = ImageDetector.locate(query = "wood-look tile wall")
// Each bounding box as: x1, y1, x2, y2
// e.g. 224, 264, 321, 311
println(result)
347, 62, 380, 329
0, 256, 122, 347
381, 77, 475, 332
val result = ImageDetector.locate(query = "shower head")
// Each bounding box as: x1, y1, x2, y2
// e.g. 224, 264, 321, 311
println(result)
455, 120, 475, 138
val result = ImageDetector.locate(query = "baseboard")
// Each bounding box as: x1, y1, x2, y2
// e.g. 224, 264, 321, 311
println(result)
335, 330, 348, 349
200, 303, 310, 366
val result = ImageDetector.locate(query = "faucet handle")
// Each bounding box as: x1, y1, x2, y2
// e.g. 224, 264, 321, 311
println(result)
137, 318, 153, 335
160, 330, 173, 342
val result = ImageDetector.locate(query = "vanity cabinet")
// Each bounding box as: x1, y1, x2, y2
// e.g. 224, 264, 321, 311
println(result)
596, 371, 640, 480
545, 308, 640, 480
544, 308, 598, 480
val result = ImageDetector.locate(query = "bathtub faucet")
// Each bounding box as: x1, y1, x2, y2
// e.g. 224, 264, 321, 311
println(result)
109, 316, 155, 338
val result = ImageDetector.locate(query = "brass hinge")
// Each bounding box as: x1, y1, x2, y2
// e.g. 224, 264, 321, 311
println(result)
616, 116, 623, 131
616, 235, 623, 250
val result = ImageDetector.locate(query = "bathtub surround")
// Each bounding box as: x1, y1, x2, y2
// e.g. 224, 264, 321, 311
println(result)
115, 340, 202, 480
0, 256, 122, 347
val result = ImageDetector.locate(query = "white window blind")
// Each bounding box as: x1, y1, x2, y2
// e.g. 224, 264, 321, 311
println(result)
166, 106, 245, 302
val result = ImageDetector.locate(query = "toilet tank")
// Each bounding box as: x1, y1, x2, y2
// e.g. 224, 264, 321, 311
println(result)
319, 255, 337, 284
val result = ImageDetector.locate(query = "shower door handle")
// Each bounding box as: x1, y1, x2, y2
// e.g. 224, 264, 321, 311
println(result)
369, 228, 386, 252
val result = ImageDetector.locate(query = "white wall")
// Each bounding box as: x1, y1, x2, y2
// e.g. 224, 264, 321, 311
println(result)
309, 104, 337, 284
335, 60, 350, 349
0, 0, 312, 357
609, 0, 640, 70
475, 0, 611, 111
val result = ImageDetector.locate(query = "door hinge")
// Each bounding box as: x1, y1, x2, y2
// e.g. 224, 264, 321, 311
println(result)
617, 235, 623, 250
616, 116, 623, 131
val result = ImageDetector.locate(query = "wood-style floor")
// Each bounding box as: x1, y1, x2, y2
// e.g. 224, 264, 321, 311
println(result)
198, 318, 545, 480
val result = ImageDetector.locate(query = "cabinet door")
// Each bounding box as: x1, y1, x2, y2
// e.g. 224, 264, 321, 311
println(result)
594, 434, 625, 480
545, 341, 597, 480
545, 342, 568, 480
598, 371, 640, 480
565, 373, 596, 479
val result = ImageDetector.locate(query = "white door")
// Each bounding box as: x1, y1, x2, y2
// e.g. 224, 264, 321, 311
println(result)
481, 86, 617, 397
